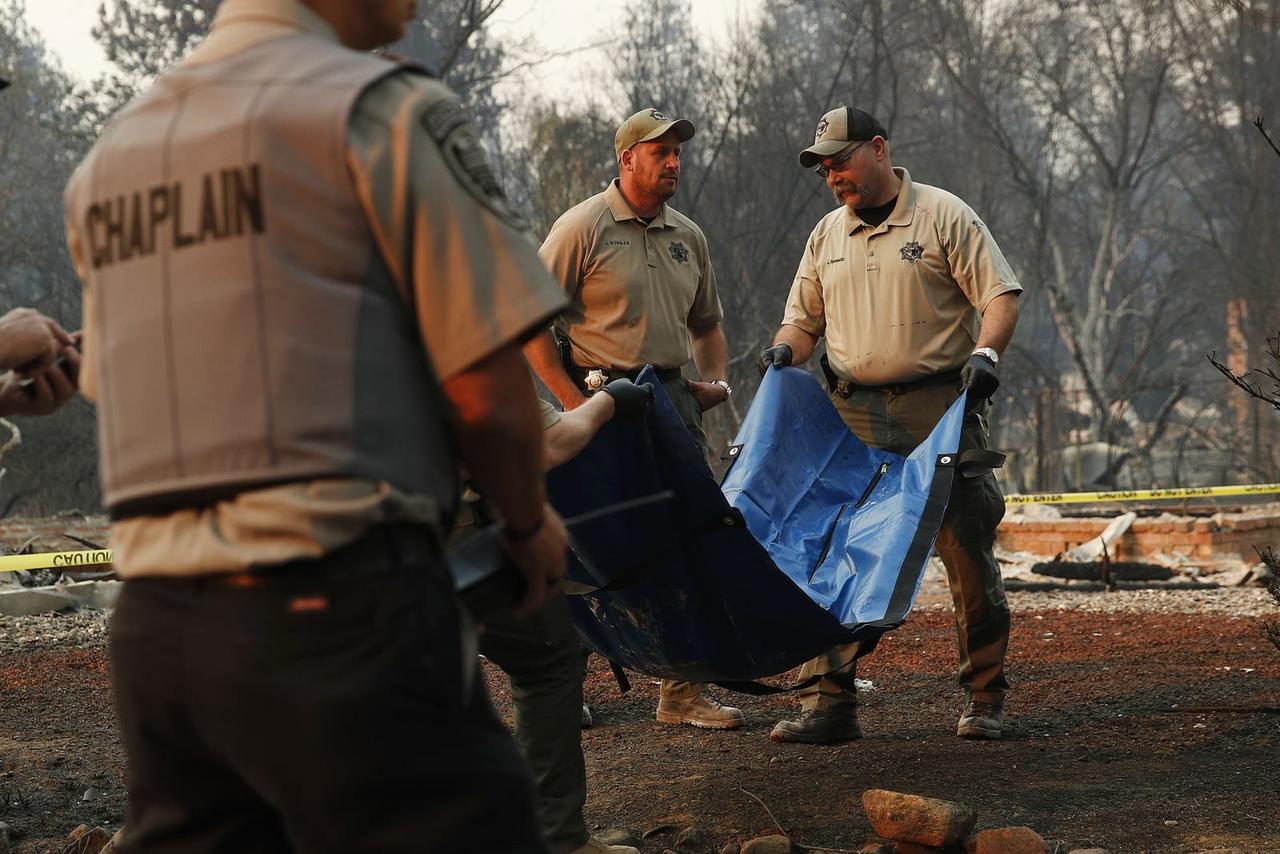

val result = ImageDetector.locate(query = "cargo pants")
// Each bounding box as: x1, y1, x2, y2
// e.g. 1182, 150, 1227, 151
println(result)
797, 380, 1011, 713
479, 598, 591, 854
450, 500, 590, 854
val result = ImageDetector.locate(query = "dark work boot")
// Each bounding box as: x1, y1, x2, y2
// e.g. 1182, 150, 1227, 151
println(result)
956, 698, 1003, 739
769, 708, 862, 744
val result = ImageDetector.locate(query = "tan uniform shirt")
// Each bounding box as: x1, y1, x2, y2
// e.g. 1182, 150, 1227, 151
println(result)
538, 398, 563, 430
94, 0, 564, 577
539, 180, 722, 370
782, 168, 1021, 386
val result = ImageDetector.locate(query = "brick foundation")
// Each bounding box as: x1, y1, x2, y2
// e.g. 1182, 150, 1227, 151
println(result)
997, 506, 1280, 560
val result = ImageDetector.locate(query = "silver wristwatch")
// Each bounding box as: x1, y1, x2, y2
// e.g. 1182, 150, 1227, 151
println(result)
711, 378, 733, 398
971, 347, 999, 365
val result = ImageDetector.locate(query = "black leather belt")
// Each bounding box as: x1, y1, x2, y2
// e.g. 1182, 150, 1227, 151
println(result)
820, 354, 962, 399
570, 364, 681, 393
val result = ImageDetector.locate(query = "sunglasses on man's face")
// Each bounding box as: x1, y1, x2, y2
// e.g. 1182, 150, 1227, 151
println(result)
814, 140, 868, 178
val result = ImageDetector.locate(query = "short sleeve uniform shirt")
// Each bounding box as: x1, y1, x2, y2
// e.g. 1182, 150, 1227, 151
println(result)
782, 167, 1021, 386
89, 0, 565, 577
539, 180, 722, 371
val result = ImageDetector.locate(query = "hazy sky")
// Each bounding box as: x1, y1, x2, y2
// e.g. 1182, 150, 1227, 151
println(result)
26, 0, 761, 90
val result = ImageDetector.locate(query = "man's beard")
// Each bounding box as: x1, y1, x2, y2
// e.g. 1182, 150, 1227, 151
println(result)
651, 173, 679, 200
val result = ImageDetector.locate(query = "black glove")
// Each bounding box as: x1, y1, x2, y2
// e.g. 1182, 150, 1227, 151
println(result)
960, 352, 1000, 411
601, 378, 653, 420
758, 342, 793, 374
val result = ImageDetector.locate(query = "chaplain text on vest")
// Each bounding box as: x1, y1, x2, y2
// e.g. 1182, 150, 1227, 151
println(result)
85, 164, 266, 269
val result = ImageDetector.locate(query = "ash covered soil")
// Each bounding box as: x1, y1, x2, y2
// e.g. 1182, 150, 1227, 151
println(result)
1, 561, 1277, 853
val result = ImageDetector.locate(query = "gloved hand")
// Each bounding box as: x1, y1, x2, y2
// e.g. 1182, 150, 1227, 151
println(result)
602, 378, 653, 420
758, 342, 793, 375
960, 352, 999, 411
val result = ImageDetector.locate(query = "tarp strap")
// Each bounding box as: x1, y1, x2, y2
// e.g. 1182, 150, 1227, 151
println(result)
956, 448, 1006, 478
884, 453, 958, 623
719, 444, 745, 482
608, 660, 632, 694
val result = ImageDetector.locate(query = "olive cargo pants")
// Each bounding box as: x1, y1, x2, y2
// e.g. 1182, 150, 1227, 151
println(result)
798, 381, 1011, 712
479, 598, 592, 854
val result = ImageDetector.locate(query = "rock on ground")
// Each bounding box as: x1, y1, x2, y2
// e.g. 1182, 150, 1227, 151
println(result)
862, 789, 977, 847
966, 826, 1049, 854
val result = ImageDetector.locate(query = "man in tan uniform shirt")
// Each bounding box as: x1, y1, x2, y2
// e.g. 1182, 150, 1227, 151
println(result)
65, 1, 568, 851
525, 108, 743, 731
761, 107, 1021, 744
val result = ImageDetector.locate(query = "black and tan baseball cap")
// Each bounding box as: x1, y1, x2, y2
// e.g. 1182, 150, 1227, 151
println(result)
798, 106, 889, 168
614, 108, 695, 160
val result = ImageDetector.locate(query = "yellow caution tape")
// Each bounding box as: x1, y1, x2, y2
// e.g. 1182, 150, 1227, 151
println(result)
1, 482, 1278, 566
0, 549, 114, 573
1005, 482, 1280, 506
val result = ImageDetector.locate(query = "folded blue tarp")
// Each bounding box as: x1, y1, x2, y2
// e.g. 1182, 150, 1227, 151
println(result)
544, 366, 966, 683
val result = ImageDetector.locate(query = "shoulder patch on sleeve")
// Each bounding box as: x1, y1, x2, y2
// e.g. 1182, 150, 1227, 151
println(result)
421, 98, 528, 232
420, 98, 469, 143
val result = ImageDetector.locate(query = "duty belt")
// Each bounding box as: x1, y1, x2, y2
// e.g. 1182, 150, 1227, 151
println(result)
819, 354, 963, 399
570, 364, 682, 393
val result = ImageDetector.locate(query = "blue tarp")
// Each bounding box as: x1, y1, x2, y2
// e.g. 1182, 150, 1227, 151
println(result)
544, 366, 967, 683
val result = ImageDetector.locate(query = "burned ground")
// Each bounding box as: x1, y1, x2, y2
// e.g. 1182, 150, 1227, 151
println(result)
1, 569, 1277, 853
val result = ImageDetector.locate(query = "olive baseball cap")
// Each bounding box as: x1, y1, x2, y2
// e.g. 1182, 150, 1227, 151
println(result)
614, 108, 695, 160
798, 106, 888, 168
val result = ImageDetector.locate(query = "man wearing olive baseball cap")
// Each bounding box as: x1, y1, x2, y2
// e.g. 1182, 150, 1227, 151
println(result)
526, 107, 742, 733
762, 104, 1023, 745
612, 107, 695, 160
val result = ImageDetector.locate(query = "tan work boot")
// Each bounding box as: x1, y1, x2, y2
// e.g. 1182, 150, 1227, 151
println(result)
568, 836, 640, 854
956, 698, 1003, 739
655, 691, 744, 729
769, 709, 861, 744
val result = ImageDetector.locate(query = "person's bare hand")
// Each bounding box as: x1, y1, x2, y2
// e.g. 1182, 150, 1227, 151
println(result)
502, 502, 568, 616
0, 308, 71, 374
0, 343, 79, 416
686, 379, 729, 413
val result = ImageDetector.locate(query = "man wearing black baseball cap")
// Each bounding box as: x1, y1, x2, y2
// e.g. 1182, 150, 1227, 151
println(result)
761, 105, 1023, 744
796, 106, 888, 169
